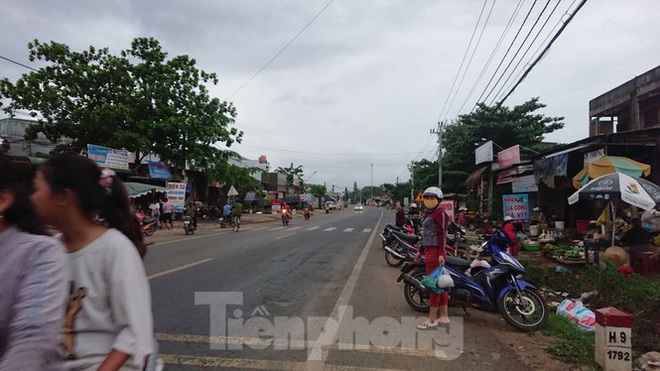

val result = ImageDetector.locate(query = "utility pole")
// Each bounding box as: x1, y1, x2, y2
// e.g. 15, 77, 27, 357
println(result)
431, 121, 444, 186
409, 160, 414, 201
370, 163, 373, 202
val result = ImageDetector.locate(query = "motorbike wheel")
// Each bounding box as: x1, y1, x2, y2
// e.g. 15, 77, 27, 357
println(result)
455, 248, 472, 261
385, 245, 404, 267
497, 288, 549, 332
144, 225, 156, 237
403, 268, 430, 313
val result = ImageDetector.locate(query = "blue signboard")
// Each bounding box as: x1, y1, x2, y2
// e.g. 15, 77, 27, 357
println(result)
148, 161, 172, 180
502, 193, 530, 222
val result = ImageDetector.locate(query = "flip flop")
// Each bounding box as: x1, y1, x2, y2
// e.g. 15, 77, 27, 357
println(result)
416, 321, 438, 330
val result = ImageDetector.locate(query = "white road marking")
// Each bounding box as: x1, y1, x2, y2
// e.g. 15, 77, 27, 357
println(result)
269, 227, 284, 231
289, 226, 303, 230
363, 228, 372, 233
148, 258, 213, 280
307, 226, 319, 230
343, 228, 354, 232
251, 226, 270, 231
275, 233, 295, 240
323, 227, 336, 231
306, 210, 384, 364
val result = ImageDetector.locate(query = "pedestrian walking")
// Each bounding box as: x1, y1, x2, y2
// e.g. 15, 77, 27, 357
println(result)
0, 155, 69, 370
161, 198, 173, 229
31, 154, 153, 370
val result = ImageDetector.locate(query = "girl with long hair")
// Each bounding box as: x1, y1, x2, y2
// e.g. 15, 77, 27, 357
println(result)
31, 153, 152, 370
0, 154, 68, 370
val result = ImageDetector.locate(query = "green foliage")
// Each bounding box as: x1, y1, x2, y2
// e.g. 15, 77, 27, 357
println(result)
382, 181, 413, 203
440, 98, 564, 193
308, 184, 326, 197
275, 163, 304, 191
0, 37, 243, 174
542, 314, 597, 368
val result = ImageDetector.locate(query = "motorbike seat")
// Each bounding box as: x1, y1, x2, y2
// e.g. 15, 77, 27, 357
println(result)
392, 230, 419, 243
387, 224, 406, 232
446, 256, 471, 269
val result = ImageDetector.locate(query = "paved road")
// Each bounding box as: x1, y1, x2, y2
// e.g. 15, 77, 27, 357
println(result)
144, 207, 552, 370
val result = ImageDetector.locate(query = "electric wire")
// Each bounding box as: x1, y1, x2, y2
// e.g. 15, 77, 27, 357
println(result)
0, 55, 39, 72
495, 0, 575, 103
228, 0, 334, 98
455, 0, 525, 115
444, 0, 588, 161
445, 0, 498, 121
472, 0, 539, 112
436, 0, 489, 123
484, 0, 555, 106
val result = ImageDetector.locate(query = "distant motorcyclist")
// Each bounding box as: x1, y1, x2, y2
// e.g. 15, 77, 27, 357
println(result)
281, 202, 292, 222
222, 202, 232, 224
185, 202, 198, 229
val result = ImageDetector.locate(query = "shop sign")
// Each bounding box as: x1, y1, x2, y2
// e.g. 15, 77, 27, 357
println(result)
498, 145, 520, 168
148, 161, 173, 180
441, 200, 455, 221
166, 182, 186, 213
512, 175, 538, 193
503, 193, 530, 221
87, 144, 129, 170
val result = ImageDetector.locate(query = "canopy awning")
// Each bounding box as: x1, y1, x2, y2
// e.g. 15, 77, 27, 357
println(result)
571, 156, 651, 189
124, 182, 167, 198
465, 165, 489, 186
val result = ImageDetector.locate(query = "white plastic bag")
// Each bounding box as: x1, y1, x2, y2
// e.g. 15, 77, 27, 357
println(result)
437, 267, 454, 289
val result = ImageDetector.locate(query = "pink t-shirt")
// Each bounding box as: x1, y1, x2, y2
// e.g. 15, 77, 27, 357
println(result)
162, 202, 174, 214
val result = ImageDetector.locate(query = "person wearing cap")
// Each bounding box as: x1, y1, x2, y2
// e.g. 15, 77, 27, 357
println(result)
456, 206, 467, 227
502, 215, 521, 256
407, 203, 421, 235
414, 186, 450, 329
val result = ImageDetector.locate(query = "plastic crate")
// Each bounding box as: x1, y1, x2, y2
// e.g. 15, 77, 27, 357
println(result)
631, 253, 660, 277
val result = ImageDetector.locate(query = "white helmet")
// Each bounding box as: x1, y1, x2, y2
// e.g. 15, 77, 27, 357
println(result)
423, 186, 443, 199
410, 203, 417, 208
504, 215, 513, 221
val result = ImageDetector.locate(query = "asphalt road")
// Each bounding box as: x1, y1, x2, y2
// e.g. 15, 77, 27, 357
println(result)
144, 207, 546, 370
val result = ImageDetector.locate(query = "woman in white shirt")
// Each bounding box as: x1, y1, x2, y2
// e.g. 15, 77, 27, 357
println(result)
31, 154, 153, 371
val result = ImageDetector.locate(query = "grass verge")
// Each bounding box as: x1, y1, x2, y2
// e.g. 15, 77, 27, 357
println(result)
542, 313, 598, 369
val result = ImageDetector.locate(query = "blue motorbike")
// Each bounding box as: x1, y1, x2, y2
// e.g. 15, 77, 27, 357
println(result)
398, 231, 549, 332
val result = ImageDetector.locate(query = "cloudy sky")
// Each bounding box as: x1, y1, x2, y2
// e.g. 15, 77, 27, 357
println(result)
2, 0, 660, 192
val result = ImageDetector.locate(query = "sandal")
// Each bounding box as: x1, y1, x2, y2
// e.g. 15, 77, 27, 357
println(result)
416, 320, 438, 330
437, 318, 451, 326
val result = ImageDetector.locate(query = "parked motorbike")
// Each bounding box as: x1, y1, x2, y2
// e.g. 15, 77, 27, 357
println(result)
135, 211, 158, 237
183, 215, 196, 235
398, 231, 548, 332
282, 209, 291, 226
382, 227, 457, 267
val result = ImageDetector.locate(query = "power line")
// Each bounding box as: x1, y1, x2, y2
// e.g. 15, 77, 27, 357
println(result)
436, 0, 489, 123
240, 142, 433, 157
455, 0, 525, 115
472, 0, 539, 112
445, 0, 498, 121
0, 55, 39, 72
483, 0, 555, 106
444, 0, 588, 160
228, 0, 334, 98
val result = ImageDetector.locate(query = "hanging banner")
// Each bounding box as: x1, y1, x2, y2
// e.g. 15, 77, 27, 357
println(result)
512, 175, 538, 193
166, 182, 186, 213
148, 161, 172, 180
498, 145, 521, 168
87, 144, 129, 170
440, 200, 455, 221
503, 193, 530, 222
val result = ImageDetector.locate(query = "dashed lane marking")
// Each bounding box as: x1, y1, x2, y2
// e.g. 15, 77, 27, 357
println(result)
307, 226, 319, 230
289, 226, 303, 230
323, 227, 336, 231
147, 258, 213, 280
275, 233, 295, 240
343, 228, 354, 232
269, 227, 284, 231
363, 228, 372, 233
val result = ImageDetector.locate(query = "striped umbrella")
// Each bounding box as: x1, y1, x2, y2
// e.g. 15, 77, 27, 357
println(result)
572, 156, 651, 189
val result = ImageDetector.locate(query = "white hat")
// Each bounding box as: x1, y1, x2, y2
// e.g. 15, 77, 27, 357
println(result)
504, 215, 513, 221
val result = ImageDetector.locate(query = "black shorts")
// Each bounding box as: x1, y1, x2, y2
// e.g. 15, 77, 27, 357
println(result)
161, 213, 172, 223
